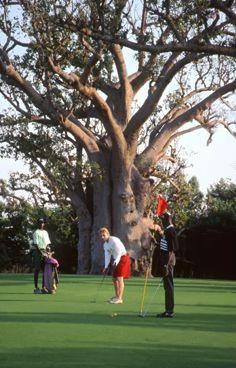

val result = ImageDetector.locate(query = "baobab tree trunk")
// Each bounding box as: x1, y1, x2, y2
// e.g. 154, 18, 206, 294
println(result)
88, 161, 152, 273
90, 175, 112, 274
69, 192, 92, 274
76, 156, 154, 274
111, 163, 153, 261
77, 210, 92, 274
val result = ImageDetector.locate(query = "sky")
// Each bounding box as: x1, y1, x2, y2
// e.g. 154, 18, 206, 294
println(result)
178, 126, 236, 192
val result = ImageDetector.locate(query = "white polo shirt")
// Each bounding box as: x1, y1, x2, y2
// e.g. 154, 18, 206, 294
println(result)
33, 229, 51, 250
103, 236, 127, 268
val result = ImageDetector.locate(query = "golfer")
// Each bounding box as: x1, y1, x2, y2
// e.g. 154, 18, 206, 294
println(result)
31, 218, 51, 294
99, 227, 131, 304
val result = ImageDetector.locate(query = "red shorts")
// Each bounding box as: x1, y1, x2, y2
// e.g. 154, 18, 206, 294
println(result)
113, 254, 131, 279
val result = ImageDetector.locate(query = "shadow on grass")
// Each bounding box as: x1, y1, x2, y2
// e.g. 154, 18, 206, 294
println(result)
0, 281, 32, 286
0, 299, 47, 302
0, 311, 235, 333
176, 284, 236, 293
135, 282, 236, 294
1, 344, 236, 368
0, 292, 34, 296
178, 303, 235, 309
1, 274, 236, 292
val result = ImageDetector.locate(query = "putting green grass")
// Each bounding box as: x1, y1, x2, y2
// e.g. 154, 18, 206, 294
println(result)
0, 274, 235, 368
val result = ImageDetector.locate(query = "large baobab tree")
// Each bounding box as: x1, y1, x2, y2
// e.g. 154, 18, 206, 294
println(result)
0, 0, 235, 273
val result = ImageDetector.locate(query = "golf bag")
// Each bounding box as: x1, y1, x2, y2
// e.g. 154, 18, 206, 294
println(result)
43, 256, 59, 293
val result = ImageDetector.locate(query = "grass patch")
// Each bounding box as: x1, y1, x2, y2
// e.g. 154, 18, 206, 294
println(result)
0, 274, 236, 368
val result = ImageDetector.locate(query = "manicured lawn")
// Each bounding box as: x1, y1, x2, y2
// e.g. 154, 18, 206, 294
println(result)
0, 274, 235, 368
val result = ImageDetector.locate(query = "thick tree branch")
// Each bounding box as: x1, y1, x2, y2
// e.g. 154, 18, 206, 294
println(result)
149, 87, 211, 144
0, 57, 102, 156
80, 39, 103, 84
111, 44, 133, 125
209, 0, 236, 24
137, 79, 236, 172
131, 53, 158, 95
78, 28, 236, 57
125, 53, 204, 147
48, 57, 128, 160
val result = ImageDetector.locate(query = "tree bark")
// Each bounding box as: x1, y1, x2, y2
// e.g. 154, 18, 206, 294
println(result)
90, 174, 112, 273
69, 191, 92, 274
111, 160, 153, 261
76, 209, 92, 274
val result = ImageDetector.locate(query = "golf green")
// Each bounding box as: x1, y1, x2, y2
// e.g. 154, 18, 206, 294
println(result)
0, 274, 235, 367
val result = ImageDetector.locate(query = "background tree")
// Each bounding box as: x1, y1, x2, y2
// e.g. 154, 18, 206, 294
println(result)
0, 0, 235, 273
205, 178, 236, 227
147, 148, 204, 229
174, 179, 236, 278
0, 195, 77, 273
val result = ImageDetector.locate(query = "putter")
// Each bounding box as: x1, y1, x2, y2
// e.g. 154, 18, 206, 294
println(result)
139, 278, 163, 318
90, 270, 108, 303
138, 266, 149, 317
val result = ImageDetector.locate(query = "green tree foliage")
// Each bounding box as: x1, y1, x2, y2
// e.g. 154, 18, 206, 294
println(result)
0, 200, 33, 272
204, 179, 236, 228
176, 179, 236, 279
159, 174, 204, 229
147, 150, 204, 229
0, 199, 77, 273
43, 206, 78, 273
1, 176, 235, 278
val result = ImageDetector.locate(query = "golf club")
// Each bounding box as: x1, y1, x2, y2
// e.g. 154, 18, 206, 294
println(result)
90, 269, 108, 303
139, 278, 163, 318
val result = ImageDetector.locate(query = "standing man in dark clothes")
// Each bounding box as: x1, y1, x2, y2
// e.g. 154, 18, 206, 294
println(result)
31, 218, 51, 294
157, 211, 178, 318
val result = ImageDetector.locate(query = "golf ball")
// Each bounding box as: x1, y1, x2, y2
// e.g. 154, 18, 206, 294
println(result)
111, 313, 118, 317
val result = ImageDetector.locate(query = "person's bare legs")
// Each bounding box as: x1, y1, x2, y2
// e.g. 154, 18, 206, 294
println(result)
112, 278, 119, 299
112, 277, 124, 300
117, 277, 124, 300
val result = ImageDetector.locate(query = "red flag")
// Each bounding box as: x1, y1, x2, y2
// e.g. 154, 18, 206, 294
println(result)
156, 195, 168, 216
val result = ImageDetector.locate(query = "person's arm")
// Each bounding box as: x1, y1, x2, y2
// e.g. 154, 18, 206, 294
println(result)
32, 231, 39, 248
165, 229, 175, 265
113, 254, 121, 267
167, 251, 174, 266
104, 246, 111, 270
44, 231, 51, 246
112, 238, 126, 266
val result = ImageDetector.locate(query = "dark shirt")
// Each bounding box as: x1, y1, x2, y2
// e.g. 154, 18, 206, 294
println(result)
162, 225, 178, 253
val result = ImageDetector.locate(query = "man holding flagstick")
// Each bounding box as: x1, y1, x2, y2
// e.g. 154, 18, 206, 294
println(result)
156, 195, 178, 318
